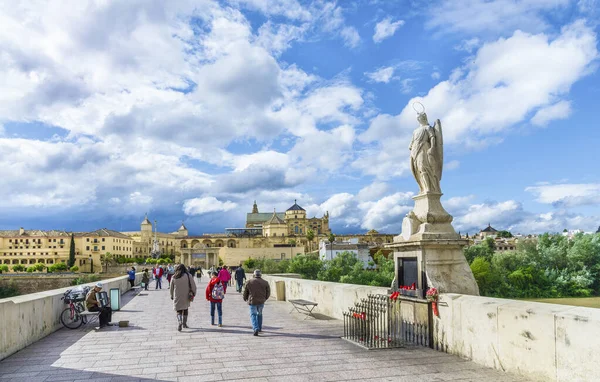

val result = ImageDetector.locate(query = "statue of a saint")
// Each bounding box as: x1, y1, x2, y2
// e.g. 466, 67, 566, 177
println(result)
409, 110, 443, 195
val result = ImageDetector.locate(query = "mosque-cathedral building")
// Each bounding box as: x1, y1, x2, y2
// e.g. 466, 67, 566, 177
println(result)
0, 201, 394, 272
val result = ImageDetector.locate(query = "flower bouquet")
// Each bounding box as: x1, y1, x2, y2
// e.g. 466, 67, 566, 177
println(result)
426, 287, 440, 317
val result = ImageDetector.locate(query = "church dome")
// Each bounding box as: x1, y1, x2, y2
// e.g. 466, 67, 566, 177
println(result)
287, 200, 305, 212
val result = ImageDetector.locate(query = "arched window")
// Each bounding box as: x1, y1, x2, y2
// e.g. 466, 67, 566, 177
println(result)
295, 226, 299, 234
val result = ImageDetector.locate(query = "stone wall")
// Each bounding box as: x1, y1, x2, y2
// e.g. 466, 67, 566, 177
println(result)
435, 294, 600, 382
0, 275, 79, 296
0, 273, 141, 361
261, 275, 599, 382
262, 274, 388, 320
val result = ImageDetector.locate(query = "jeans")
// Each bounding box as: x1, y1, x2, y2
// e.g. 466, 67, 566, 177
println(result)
235, 279, 244, 292
210, 302, 222, 325
250, 304, 264, 332
155, 277, 162, 289
128, 279, 134, 288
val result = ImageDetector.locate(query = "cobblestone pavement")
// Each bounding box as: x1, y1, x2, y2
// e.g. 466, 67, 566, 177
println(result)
0, 277, 531, 382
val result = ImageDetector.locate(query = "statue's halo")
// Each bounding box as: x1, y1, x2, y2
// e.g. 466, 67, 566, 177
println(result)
412, 102, 425, 114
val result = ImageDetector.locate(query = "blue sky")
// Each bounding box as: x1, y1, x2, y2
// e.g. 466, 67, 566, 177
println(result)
0, 0, 599, 236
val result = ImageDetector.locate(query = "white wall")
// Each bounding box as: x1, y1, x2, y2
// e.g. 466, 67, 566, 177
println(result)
261, 275, 600, 382
0, 273, 141, 361
435, 293, 600, 382
262, 274, 387, 320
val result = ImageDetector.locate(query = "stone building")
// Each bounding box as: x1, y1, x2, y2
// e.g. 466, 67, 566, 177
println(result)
0, 228, 134, 272
245, 200, 331, 236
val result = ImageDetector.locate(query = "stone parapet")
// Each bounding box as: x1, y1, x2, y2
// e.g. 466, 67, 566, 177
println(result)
262, 274, 387, 320
0, 273, 141, 361
435, 293, 599, 382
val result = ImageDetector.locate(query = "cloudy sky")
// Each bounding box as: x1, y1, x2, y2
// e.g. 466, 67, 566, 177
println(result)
1, 0, 599, 236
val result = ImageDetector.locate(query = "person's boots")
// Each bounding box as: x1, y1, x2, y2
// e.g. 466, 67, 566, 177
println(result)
177, 314, 183, 331
182, 314, 189, 329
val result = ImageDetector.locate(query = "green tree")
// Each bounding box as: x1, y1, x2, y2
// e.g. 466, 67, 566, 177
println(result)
67, 234, 76, 268
497, 230, 513, 238
12, 264, 26, 272
0, 265, 9, 273
48, 262, 69, 273
317, 251, 359, 282
328, 233, 335, 243
244, 257, 257, 269
288, 254, 323, 280
102, 252, 114, 273
70, 265, 79, 272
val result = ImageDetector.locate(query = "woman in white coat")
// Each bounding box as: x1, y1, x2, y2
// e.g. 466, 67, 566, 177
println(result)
170, 264, 197, 331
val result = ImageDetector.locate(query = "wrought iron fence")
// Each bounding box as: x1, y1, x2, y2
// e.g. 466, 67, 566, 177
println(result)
342, 293, 433, 350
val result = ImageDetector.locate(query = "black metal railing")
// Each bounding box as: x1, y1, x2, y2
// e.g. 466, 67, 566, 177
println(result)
343, 293, 433, 350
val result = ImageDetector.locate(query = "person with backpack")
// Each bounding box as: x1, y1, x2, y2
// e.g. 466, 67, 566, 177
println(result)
166, 263, 175, 287
206, 271, 224, 327
243, 269, 270, 336
170, 264, 197, 331
218, 266, 231, 293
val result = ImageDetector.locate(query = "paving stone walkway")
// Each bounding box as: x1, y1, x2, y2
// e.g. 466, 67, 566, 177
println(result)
0, 277, 531, 382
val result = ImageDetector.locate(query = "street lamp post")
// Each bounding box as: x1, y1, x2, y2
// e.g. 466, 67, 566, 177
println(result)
89, 254, 94, 273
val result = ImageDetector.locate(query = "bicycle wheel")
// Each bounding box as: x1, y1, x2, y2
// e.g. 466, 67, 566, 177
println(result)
60, 307, 83, 329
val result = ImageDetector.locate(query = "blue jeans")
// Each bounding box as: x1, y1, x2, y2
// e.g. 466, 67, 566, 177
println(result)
155, 277, 162, 289
250, 304, 264, 332
210, 302, 222, 325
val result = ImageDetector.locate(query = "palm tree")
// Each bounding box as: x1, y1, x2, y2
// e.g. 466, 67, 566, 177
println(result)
102, 252, 114, 273
306, 230, 315, 252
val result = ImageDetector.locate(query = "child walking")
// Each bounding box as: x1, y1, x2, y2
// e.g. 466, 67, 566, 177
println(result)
206, 271, 224, 327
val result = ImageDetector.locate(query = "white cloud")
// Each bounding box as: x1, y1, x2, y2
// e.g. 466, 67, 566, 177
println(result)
355, 20, 598, 179
129, 192, 153, 205
365, 66, 395, 83
431, 71, 441, 80
454, 200, 525, 232
427, 0, 571, 35
454, 38, 481, 53
373, 17, 404, 43
445, 160, 460, 170
357, 182, 391, 202
531, 100, 572, 126
183, 197, 238, 216
340, 26, 361, 48
526, 183, 600, 207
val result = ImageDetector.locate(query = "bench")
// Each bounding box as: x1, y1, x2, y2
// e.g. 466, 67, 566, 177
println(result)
288, 299, 318, 319
80, 310, 101, 325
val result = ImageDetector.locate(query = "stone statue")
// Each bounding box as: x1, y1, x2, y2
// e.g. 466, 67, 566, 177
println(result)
409, 109, 443, 195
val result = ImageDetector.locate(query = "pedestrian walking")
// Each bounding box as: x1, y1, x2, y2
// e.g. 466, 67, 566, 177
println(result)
218, 266, 231, 293
243, 269, 270, 336
142, 268, 150, 290
127, 266, 136, 289
234, 265, 246, 293
153, 265, 164, 289
170, 264, 197, 331
166, 263, 175, 287
206, 271, 224, 327
196, 266, 204, 282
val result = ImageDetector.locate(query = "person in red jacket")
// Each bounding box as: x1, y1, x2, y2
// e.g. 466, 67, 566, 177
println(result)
153, 265, 164, 289
205, 271, 223, 327
218, 266, 231, 293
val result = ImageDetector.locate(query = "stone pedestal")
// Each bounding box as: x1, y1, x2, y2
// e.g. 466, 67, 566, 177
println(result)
388, 239, 479, 296
388, 192, 479, 296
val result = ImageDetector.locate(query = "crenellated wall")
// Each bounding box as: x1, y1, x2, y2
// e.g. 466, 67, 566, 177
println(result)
0, 273, 141, 361
263, 275, 600, 382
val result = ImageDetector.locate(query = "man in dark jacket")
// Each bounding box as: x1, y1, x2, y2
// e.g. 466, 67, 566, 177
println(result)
243, 269, 270, 336
234, 266, 246, 293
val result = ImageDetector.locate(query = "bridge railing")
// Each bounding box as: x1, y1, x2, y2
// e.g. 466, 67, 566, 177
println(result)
342, 293, 433, 350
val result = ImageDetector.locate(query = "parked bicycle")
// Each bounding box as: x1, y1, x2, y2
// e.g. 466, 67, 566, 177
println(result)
60, 287, 96, 329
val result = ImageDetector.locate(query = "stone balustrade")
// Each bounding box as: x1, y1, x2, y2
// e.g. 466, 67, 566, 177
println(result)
0, 273, 141, 361
263, 274, 599, 382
